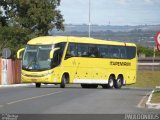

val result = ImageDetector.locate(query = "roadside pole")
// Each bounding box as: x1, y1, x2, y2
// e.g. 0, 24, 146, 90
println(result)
1, 48, 11, 85
152, 47, 156, 71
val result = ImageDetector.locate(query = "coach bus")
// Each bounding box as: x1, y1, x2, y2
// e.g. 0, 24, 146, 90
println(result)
17, 36, 137, 89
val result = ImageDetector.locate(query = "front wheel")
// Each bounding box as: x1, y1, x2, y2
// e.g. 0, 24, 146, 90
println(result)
60, 74, 67, 88
35, 83, 41, 88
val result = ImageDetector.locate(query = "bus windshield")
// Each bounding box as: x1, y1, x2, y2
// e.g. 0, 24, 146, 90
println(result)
22, 45, 53, 71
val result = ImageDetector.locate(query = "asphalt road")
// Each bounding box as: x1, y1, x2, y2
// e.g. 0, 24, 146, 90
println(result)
0, 85, 159, 114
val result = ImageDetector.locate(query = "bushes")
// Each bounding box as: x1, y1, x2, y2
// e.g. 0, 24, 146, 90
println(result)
0, 0, 64, 59
137, 44, 160, 57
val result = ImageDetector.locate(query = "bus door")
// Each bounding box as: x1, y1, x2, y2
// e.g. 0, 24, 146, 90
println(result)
62, 43, 78, 83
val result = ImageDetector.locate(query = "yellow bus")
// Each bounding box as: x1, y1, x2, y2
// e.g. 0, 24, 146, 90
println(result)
17, 36, 137, 89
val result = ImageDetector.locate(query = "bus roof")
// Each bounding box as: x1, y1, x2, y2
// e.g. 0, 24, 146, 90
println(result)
27, 36, 136, 47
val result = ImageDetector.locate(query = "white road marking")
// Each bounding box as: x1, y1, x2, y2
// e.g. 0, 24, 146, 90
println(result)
7, 91, 63, 105
137, 92, 150, 108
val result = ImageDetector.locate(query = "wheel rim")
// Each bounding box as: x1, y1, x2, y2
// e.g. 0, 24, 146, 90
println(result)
109, 79, 114, 87
117, 79, 122, 86
63, 76, 67, 84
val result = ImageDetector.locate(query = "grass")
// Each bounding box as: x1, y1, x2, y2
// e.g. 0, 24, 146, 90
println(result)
151, 90, 160, 103
127, 71, 160, 88
127, 70, 160, 103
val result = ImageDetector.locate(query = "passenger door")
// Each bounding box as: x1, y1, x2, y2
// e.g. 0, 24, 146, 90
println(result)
62, 43, 78, 83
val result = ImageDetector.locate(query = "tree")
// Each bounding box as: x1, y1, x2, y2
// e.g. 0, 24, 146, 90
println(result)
0, 26, 29, 58
0, 13, 8, 27
1, 0, 64, 36
0, 0, 64, 58
0, 0, 8, 27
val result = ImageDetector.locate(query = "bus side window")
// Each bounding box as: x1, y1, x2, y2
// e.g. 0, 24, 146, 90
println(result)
98, 45, 108, 58
55, 42, 66, 58
120, 47, 127, 59
109, 46, 120, 58
88, 45, 98, 58
52, 49, 60, 67
52, 42, 66, 67
66, 43, 77, 58
77, 44, 88, 57
126, 46, 136, 59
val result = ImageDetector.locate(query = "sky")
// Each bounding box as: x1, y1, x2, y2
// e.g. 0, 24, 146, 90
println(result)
59, 0, 160, 25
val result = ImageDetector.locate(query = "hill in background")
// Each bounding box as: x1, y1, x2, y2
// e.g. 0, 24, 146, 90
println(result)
50, 24, 160, 48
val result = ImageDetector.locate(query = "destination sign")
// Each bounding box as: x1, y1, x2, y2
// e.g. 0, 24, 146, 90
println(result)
110, 61, 131, 66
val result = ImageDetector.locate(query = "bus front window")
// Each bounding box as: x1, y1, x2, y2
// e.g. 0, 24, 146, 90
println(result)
22, 45, 52, 71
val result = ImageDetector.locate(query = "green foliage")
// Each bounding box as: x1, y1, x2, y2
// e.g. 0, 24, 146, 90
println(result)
0, 26, 29, 58
127, 71, 160, 88
0, 0, 64, 58
137, 44, 153, 57
155, 49, 160, 56
2, 0, 64, 36
0, 3, 8, 27
137, 44, 160, 57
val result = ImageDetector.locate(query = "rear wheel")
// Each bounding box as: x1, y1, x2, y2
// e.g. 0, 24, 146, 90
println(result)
35, 83, 41, 88
102, 76, 114, 89
114, 76, 123, 89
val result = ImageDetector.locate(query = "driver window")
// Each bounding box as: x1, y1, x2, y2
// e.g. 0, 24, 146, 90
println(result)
52, 49, 60, 67
51, 42, 66, 68
65, 43, 77, 58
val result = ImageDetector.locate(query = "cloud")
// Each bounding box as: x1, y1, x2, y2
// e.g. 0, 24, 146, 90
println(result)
145, 0, 152, 2
116, 0, 132, 5
144, 0, 160, 4
144, 0, 154, 4
116, 0, 160, 5
59, 0, 160, 25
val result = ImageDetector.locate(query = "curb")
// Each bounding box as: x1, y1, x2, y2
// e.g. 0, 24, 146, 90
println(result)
146, 87, 160, 109
0, 83, 56, 88
0, 84, 34, 88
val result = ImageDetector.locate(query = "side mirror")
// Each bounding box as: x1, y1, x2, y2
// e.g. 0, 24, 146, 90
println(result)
49, 48, 60, 59
17, 48, 25, 59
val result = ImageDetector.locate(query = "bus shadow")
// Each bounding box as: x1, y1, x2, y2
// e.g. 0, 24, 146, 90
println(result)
26, 85, 152, 91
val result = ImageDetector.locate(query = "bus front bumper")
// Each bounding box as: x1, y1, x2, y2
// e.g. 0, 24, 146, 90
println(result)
21, 71, 55, 84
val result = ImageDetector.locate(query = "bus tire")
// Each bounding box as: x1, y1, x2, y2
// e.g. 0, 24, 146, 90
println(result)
81, 84, 88, 88
90, 84, 98, 88
102, 76, 114, 89
36, 83, 41, 88
60, 74, 68, 88
114, 76, 123, 89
